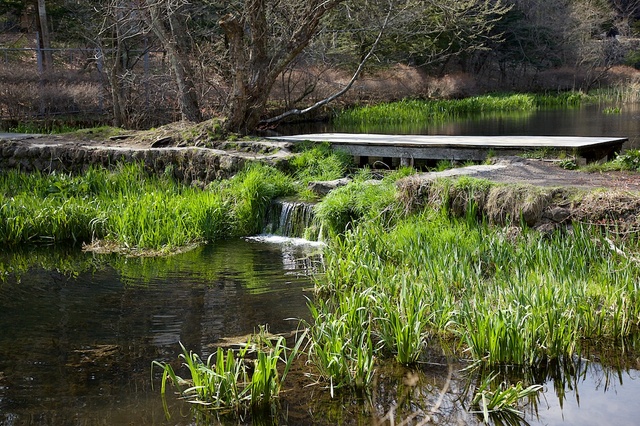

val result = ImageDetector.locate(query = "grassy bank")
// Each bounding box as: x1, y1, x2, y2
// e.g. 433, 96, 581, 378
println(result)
303, 175, 640, 392
0, 144, 351, 252
333, 92, 593, 126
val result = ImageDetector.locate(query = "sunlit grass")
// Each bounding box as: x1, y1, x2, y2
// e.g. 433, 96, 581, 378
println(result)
309, 178, 640, 373
471, 372, 543, 423
152, 329, 305, 415
0, 162, 294, 250
334, 92, 593, 126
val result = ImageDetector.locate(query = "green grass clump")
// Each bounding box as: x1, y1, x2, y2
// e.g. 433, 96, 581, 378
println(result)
313, 170, 400, 236
0, 162, 294, 251
612, 149, 640, 171
471, 373, 542, 423
334, 92, 592, 126
152, 329, 305, 415
289, 142, 353, 186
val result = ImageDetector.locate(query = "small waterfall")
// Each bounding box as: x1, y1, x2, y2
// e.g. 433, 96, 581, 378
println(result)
263, 199, 317, 239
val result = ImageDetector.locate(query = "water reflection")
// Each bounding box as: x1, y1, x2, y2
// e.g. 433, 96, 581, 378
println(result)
277, 104, 640, 149
1, 241, 640, 425
0, 239, 319, 425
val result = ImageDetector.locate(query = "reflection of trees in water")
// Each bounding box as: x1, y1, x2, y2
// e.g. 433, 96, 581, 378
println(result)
4, 244, 640, 425
0, 240, 318, 423
296, 350, 640, 426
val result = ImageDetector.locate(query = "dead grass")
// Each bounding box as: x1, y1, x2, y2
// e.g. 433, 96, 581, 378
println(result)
486, 185, 552, 226
82, 239, 200, 257
573, 190, 640, 231
398, 172, 640, 234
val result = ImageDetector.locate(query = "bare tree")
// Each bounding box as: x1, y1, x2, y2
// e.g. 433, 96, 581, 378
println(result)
91, 0, 148, 127
219, 0, 344, 134
262, 0, 511, 125
610, 0, 640, 35
141, 0, 202, 122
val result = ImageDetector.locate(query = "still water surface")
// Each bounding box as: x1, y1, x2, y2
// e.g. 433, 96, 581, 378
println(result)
0, 239, 321, 424
1, 238, 640, 425
278, 104, 640, 149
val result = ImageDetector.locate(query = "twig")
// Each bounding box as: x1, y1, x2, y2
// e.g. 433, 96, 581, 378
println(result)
604, 237, 640, 264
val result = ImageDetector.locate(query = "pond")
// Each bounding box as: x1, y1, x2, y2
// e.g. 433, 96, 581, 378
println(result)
277, 103, 640, 150
3, 105, 640, 425
1, 237, 640, 425
0, 238, 323, 425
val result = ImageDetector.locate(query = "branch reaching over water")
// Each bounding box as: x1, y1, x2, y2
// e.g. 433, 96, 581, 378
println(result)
259, 4, 392, 126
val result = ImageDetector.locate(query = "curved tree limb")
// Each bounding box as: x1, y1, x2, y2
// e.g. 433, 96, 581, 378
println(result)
259, 4, 392, 126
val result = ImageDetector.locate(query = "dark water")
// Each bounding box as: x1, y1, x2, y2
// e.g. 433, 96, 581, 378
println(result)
277, 104, 640, 149
0, 239, 322, 425
2, 239, 640, 425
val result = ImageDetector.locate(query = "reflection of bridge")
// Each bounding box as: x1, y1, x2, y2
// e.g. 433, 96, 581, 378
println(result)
271, 133, 627, 167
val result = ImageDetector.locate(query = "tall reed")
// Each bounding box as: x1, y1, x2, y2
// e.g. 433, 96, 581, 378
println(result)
309, 178, 640, 375
153, 330, 305, 415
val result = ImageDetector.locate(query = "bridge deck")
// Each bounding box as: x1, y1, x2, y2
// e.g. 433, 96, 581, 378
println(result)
272, 133, 627, 163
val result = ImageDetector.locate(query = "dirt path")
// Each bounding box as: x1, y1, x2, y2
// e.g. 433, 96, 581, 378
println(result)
425, 156, 640, 193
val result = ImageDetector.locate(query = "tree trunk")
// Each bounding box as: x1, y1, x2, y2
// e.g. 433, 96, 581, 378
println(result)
219, 0, 343, 134
35, 0, 53, 70
146, 0, 202, 123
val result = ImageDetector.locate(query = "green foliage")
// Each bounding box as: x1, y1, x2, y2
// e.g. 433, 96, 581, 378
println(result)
7, 121, 79, 134
434, 159, 454, 172
228, 164, 295, 236
306, 292, 376, 395
0, 162, 293, 250
624, 50, 640, 69
376, 280, 431, 365
602, 106, 622, 114
152, 329, 305, 416
289, 143, 353, 185
313, 174, 400, 236
558, 158, 578, 170
334, 93, 592, 127
471, 373, 543, 423
613, 149, 640, 171
312, 204, 640, 373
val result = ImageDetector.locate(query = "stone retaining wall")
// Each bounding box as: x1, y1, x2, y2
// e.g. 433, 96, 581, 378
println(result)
0, 140, 289, 183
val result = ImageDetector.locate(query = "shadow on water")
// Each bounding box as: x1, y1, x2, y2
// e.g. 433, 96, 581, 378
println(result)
2, 242, 640, 425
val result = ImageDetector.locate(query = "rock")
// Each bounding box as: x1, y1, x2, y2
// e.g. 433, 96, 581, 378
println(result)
308, 177, 352, 195
534, 221, 557, 234
545, 206, 572, 223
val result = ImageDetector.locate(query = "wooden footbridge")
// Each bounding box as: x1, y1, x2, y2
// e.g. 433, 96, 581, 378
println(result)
271, 133, 627, 166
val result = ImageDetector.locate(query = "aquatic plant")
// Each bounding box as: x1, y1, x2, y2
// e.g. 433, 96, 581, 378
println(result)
375, 278, 432, 365
471, 373, 543, 423
603, 106, 622, 114
152, 330, 305, 415
306, 290, 376, 395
